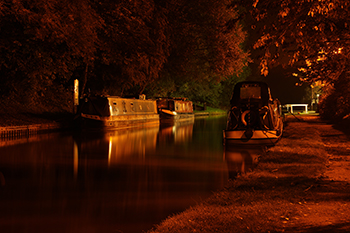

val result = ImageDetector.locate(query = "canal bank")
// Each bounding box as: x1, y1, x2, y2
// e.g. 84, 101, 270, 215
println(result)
148, 115, 350, 233
0, 111, 225, 139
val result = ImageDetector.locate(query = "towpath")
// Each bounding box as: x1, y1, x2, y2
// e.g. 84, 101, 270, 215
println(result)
148, 116, 350, 233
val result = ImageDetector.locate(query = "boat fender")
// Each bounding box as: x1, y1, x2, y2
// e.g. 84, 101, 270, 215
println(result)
259, 106, 269, 114
241, 110, 250, 126
259, 106, 269, 130
259, 106, 270, 130
227, 107, 239, 130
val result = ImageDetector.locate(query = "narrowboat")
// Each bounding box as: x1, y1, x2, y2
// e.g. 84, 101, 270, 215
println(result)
156, 97, 194, 122
77, 95, 159, 130
223, 81, 283, 145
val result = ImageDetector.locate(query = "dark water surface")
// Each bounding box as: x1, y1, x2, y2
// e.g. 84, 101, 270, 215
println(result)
0, 116, 264, 233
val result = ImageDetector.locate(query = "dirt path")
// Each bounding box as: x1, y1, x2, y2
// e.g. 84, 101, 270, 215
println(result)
321, 124, 350, 183
276, 117, 350, 232
148, 116, 350, 233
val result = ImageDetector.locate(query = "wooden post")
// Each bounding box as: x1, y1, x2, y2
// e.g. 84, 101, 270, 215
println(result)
74, 79, 79, 114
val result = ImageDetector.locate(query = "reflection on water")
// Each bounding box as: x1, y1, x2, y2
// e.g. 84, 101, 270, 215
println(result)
224, 145, 266, 180
158, 119, 194, 144
82, 126, 160, 164
106, 126, 159, 162
0, 116, 228, 233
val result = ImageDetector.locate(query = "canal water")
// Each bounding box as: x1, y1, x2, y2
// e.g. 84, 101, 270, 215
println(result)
0, 116, 264, 233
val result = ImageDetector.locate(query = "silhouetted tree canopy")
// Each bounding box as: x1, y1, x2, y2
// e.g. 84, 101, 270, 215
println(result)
92, 0, 170, 95
146, 0, 249, 106
0, 0, 248, 109
0, 0, 103, 108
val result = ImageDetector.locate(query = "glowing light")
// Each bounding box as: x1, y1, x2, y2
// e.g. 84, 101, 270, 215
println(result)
305, 59, 312, 67
108, 137, 112, 166
317, 55, 326, 61
334, 47, 343, 54
73, 141, 78, 179
109, 104, 114, 116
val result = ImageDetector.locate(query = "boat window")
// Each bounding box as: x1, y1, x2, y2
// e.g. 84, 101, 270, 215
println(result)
169, 101, 175, 111
122, 101, 127, 113
111, 102, 118, 114
240, 86, 261, 99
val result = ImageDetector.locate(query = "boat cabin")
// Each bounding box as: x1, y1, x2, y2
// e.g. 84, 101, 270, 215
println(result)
76, 95, 159, 129
156, 97, 193, 114
230, 81, 272, 107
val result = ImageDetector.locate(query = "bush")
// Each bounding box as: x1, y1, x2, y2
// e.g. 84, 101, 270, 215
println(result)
319, 76, 350, 121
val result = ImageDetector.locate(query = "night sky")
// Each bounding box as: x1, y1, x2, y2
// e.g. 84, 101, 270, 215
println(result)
265, 66, 307, 104
247, 64, 307, 105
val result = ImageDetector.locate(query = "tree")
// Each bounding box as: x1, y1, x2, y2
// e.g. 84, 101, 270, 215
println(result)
148, 0, 249, 102
0, 0, 103, 109
233, 0, 350, 119
248, 0, 350, 84
91, 0, 170, 96
0, 0, 249, 111
167, 0, 248, 79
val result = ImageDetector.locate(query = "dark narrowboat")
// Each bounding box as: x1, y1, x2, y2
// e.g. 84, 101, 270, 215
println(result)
223, 81, 283, 145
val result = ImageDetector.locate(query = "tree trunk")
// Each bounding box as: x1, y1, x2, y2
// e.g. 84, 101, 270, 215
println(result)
80, 62, 89, 96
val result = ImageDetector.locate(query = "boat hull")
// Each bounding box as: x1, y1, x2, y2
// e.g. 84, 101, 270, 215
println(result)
159, 109, 194, 122
80, 113, 159, 130
223, 129, 282, 146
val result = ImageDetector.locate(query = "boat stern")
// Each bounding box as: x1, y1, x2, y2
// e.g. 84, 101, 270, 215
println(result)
223, 129, 281, 146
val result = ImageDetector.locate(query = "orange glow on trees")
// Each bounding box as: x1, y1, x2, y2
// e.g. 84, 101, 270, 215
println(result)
241, 0, 350, 84
234, 0, 350, 120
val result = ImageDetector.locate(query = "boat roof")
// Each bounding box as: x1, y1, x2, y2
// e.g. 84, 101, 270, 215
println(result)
156, 97, 189, 101
230, 81, 272, 105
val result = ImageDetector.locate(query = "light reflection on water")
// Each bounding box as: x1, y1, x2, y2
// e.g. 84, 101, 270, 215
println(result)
224, 145, 266, 180
0, 116, 264, 233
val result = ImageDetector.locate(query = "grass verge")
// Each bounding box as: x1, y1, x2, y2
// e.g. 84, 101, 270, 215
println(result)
194, 106, 227, 115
